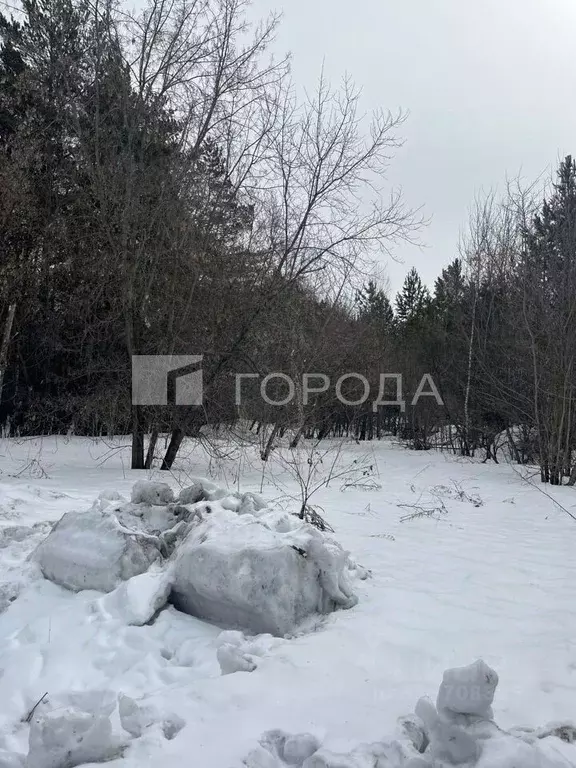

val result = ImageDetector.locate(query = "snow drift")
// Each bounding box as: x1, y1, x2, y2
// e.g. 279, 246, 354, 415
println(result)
32, 505, 163, 593
31, 479, 362, 636
27, 705, 125, 768
170, 505, 358, 636
244, 660, 576, 767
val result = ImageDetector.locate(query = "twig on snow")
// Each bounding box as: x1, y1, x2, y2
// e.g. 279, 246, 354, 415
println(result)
509, 462, 576, 524
398, 493, 448, 522
24, 693, 48, 723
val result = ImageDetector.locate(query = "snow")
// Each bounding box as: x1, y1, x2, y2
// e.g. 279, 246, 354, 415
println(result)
0, 435, 574, 767
131, 480, 175, 506
247, 661, 574, 766
171, 506, 358, 636
32, 471, 359, 636
118, 694, 185, 740
215, 630, 278, 675
436, 659, 499, 720
32, 506, 163, 592
177, 483, 205, 505
27, 705, 125, 768
95, 569, 172, 626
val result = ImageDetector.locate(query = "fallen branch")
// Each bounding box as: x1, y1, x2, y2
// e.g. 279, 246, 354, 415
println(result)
398, 494, 448, 523
509, 462, 576, 524
24, 692, 48, 723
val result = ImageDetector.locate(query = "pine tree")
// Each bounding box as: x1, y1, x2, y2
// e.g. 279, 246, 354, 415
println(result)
434, 258, 465, 314
356, 279, 395, 330
520, 156, 576, 483
395, 267, 430, 323
524, 156, 576, 299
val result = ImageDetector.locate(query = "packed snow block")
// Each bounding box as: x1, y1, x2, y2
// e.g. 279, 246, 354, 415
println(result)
171, 510, 357, 637
177, 483, 206, 505
249, 730, 322, 767
238, 492, 267, 516
26, 708, 124, 768
216, 643, 257, 675
436, 659, 499, 719
131, 480, 174, 506
95, 569, 171, 625
398, 713, 429, 754
215, 629, 278, 675
283, 734, 321, 765
33, 507, 162, 593
171, 519, 322, 636
117, 502, 184, 534
428, 719, 480, 764
0, 525, 34, 547
413, 694, 480, 764
96, 489, 126, 509
118, 694, 185, 741
178, 477, 224, 502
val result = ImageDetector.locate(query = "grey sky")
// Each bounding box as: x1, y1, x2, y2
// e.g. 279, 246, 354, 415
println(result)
250, 0, 576, 295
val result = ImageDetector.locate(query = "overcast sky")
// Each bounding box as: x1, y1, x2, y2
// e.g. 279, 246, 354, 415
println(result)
249, 0, 576, 295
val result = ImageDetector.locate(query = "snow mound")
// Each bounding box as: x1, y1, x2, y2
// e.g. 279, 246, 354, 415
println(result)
177, 483, 206, 505
131, 481, 174, 506
245, 660, 576, 767
31, 480, 361, 637
245, 731, 322, 767
32, 506, 162, 593
237, 492, 268, 516
171, 507, 358, 636
27, 705, 125, 768
436, 659, 498, 720
177, 479, 265, 512
0, 523, 49, 614
118, 694, 185, 740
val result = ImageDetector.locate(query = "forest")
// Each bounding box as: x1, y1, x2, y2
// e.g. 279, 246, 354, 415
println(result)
1, 0, 576, 484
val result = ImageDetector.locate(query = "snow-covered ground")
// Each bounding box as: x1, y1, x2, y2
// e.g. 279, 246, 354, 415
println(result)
0, 435, 575, 766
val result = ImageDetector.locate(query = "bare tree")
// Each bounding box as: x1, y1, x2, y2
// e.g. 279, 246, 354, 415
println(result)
159, 71, 420, 469
79, 0, 285, 467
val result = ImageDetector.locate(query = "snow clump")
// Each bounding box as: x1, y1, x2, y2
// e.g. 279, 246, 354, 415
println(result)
32, 478, 364, 637
244, 660, 576, 767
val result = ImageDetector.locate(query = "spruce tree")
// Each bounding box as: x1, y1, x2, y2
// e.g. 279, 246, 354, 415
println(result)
395, 267, 430, 323
356, 279, 395, 330
434, 258, 465, 315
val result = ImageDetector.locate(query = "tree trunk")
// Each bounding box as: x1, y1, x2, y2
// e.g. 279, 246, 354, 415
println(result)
145, 429, 159, 469
0, 303, 16, 404
463, 281, 478, 453
161, 427, 184, 470
131, 406, 145, 469
289, 424, 304, 449
505, 427, 521, 464
261, 423, 280, 461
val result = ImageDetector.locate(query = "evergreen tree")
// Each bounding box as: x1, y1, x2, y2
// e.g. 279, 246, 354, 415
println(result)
356, 280, 395, 330
519, 156, 576, 483
524, 155, 576, 299
395, 267, 430, 323
433, 258, 466, 316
